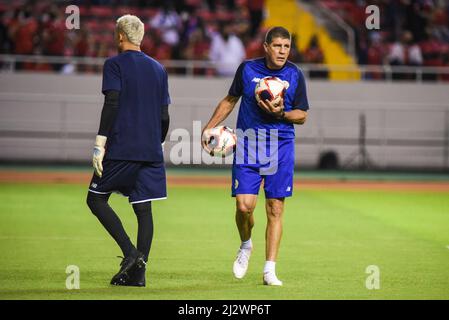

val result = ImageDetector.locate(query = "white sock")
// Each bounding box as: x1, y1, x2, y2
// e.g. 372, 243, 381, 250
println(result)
241, 239, 252, 250
264, 261, 276, 274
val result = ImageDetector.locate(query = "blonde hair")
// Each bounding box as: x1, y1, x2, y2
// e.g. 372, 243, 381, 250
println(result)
116, 14, 144, 46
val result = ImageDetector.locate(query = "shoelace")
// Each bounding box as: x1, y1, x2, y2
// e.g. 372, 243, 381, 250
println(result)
236, 249, 250, 265
116, 255, 131, 266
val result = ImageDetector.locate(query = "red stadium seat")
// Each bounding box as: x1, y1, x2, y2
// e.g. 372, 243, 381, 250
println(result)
216, 11, 235, 21
77, 5, 88, 16
139, 8, 158, 20
104, 21, 116, 31
197, 9, 215, 21
236, 0, 248, 6
115, 6, 139, 17
89, 6, 114, 18
85, 20, 102, 33
185, 0, 202, 7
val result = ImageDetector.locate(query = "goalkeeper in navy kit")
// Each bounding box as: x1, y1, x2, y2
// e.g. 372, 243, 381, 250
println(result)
86, 14, 170, 287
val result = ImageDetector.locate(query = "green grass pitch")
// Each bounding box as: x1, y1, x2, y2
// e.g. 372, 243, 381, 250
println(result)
0, 182, 449, 300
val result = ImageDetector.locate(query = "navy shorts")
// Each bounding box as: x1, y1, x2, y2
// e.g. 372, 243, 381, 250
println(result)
231, 139, 294, 198
88, 160, 167, 204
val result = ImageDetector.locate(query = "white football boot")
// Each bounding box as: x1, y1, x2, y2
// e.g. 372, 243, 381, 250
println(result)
263, 272, 283, 286
233, 248, 252, 279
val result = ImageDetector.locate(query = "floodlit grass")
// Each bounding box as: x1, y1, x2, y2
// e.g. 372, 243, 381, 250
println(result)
0, 183, 448, 299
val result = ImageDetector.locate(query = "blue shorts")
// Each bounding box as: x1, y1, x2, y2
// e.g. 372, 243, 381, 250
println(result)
88, 160, 167, 204
232, 139, 294, 198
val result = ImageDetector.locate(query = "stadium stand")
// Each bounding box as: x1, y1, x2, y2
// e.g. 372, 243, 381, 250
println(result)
317, 0, 449, 81
0, 0, 448, 81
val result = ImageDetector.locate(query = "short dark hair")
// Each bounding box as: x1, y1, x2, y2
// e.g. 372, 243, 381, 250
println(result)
265, 27, 291, 44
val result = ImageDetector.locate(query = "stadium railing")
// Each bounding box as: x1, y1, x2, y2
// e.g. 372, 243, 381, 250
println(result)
1, 54, 449, 82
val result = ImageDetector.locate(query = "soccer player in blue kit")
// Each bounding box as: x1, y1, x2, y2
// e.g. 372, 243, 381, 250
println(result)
86, 15, 170, 287
202, 27, 309, 286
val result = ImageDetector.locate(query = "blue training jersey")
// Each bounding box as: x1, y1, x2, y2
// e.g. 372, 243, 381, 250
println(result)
101, 50, 170, 162
228, 57, 309, 140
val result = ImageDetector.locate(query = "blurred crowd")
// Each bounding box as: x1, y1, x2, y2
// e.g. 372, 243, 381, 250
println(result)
0, 0, 329, 76
1, 0, 448, 80
0, 0, 247, 74
320, 0, 449, 80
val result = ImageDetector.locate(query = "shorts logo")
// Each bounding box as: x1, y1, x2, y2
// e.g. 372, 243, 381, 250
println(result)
234, 179, 239, 189
91, 183, 97, 189
286, 186, 291, 192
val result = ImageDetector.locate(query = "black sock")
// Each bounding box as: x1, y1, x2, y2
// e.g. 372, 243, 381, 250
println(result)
132, 201, 153, 262
86, 192, 136, 257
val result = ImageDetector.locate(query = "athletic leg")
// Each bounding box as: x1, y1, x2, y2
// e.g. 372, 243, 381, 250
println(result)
235, 194, 257, 242
265, 198, 284, 261
115, 201, 152, 287
261, 139, 294, 285
263, 197, 285, 286
132, 201, 153, 262
86, 192, 136, 257
126, 162, 166, 287
233, 194, 257, 279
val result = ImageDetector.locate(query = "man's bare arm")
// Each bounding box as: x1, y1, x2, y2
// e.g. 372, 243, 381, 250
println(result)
202, 95, 240, 132
283, 109, 307, 125
258, 98, 308, 125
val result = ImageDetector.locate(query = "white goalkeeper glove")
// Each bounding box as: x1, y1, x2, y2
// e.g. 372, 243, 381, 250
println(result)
93, 135, 107, 177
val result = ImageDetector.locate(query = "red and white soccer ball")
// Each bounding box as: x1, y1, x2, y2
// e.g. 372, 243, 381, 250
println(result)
255, 76, 288, 107
202, 126, 237, 157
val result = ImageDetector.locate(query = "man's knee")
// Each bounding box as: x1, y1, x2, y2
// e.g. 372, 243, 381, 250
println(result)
132, 201, 152, 217
86, 192, 109, 214
266, 199, 284, 220
236, 200, 256, 215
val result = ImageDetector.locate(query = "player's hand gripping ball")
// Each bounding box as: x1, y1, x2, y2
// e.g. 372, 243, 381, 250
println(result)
255, 76, 288, 107
202, 126, 237, 157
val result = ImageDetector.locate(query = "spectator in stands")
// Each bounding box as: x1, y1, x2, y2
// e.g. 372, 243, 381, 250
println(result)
183, 27, 211, 74
420, 30, 445, 81
8, 6, 38, 70
207, 0, 236, 12
406, 31, 423, 80
0, 12, 12, 54
303, 34, 328, 79
387, 31, 423, 80
288, 33, 303, 63
245, 28, 265, 59
407, 34, 423, 67
149, 1, 182, 49
404, 0, 432, 43
3, 0, 447, 80
42, 8, 66, 71
141, 29, 173, 63
179, 11, 205, 43
184, 28, 210, 60
209, 20, 245, 76
431, 6, 449, 42
9, 7, 37, 56
387, 32, 407, 79
247, 0, 265, 38
365, 32, 386, 80
233, 5, 251, 41
74, 29, 93, 57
